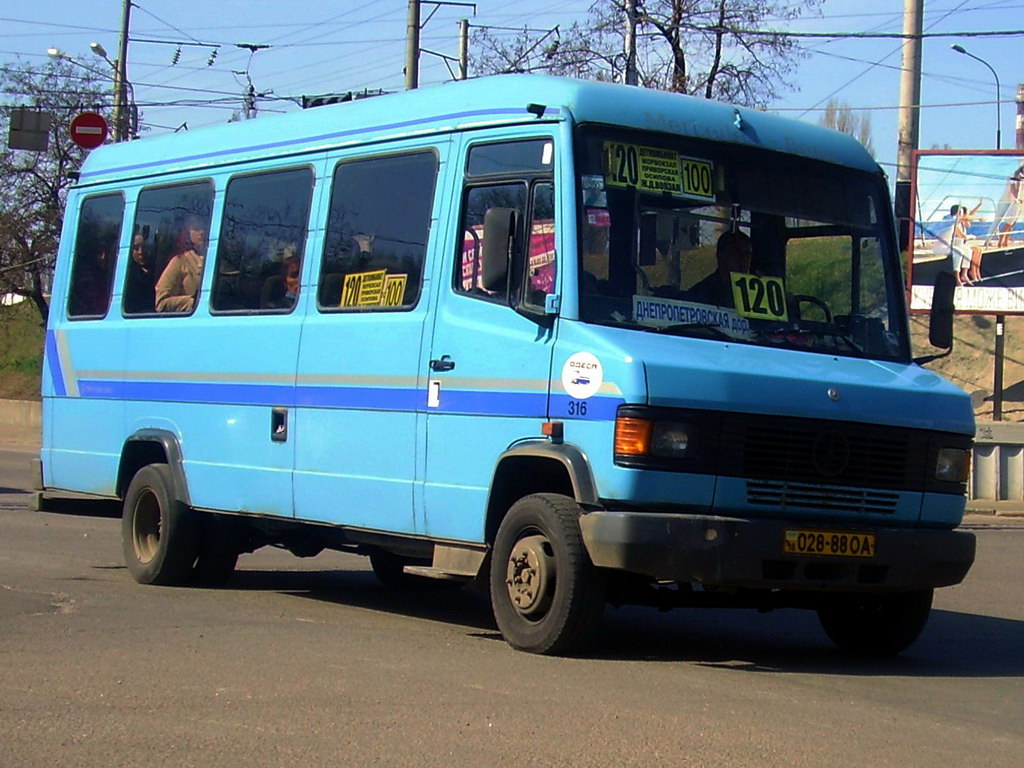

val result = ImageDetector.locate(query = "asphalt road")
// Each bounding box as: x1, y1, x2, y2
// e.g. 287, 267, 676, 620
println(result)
1, 444, 1022, 767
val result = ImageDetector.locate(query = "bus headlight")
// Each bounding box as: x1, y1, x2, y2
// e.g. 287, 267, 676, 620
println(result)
614, 414, 696, 460
935, 447, 970, 483
613, 406, 717, 471
651, 422, 693, 458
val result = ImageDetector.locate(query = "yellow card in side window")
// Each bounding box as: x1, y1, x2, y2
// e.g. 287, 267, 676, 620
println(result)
341, 269, 387, 307
381, 274, 408, 307
730, 273, 789, 321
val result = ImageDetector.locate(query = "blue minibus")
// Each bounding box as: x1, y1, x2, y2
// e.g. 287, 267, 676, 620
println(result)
35, 75, 974, 655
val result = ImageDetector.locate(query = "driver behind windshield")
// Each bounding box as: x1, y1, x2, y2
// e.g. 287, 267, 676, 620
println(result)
687, 230, 752, 308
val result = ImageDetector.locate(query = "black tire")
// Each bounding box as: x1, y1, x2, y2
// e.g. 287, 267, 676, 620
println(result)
817, 589, 934, 656
490, 493, 606, 655
121, 463, 199, 586
191, 516, 239, 587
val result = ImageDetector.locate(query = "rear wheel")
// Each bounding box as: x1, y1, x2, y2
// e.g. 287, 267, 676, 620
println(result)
121, 464, 198, 586
817, 589, 933, 655
490, 493, 605, 655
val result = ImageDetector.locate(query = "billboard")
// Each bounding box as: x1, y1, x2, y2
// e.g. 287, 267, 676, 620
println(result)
909, 150, 1024, 313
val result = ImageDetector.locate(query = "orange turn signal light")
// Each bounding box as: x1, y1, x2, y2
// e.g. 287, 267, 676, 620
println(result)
615, 417, 653, 456
541, 421, 564, 441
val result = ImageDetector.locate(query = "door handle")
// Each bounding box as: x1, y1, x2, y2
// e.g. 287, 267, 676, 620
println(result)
429, 355, 456, 372
271, 407, 288, 442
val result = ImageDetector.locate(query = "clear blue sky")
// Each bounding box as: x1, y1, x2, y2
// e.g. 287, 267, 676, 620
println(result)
2, 0, 1021, 177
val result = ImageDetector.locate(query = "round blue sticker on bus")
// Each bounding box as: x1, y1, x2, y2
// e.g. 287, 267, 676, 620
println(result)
562, 352, 603, 399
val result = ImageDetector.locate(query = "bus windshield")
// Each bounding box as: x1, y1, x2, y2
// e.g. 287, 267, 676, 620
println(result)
576, 127, 910, 362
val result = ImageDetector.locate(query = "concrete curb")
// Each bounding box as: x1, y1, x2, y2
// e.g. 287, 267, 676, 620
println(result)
0, 399, 40, 429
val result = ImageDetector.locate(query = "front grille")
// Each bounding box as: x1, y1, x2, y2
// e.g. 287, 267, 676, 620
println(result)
719, 414, 931, 494
747, 479, 900, 514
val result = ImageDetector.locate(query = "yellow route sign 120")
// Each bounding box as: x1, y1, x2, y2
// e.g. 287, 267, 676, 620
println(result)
604, 141, 715, 200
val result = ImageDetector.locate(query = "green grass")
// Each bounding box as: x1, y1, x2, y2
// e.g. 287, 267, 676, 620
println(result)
0, 300, 45, 400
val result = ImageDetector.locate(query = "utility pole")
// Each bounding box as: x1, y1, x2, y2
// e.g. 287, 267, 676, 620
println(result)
113, 0, 132, 141
406, 0, 421, 90
624, 0, 639, 85
894, 0, 923, 253
458, 18, 469, 80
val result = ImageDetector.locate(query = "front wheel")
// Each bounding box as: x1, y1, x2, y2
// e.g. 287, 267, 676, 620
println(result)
490, 494, 606, 655
121, 464, 198, 586
817, 589, 933, 655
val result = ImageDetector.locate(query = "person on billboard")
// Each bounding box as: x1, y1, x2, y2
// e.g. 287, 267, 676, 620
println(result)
932, 202, 983, 285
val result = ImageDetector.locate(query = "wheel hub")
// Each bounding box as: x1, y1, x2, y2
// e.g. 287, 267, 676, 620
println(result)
505, 534, 555, 617
132, 489, 162, 565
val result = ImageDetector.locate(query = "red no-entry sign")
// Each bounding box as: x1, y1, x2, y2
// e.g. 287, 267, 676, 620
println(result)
69, 112, 109, 149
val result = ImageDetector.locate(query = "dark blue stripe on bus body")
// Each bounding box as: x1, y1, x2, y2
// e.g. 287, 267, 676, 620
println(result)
78, 379, 294, 405
437, 389, 547, 418
72, 377, 620, 420
45, 331, 66, 397
294, 385, 421, 411
75, 379, 542, 416
80, 107, 562, 180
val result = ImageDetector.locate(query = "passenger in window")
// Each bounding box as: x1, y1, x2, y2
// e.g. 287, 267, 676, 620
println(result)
124, 233, 156, 314
261, 248, 301, 310
687, 230, 752, 308
155, 215, 207, 312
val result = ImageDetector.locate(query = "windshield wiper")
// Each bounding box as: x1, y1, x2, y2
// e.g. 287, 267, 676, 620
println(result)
655, 322, 734, 341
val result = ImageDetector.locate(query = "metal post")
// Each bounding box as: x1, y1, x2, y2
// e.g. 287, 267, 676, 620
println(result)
1001, 84, 1024, 421
953, 45, 1006, 419
113, 0, 131, 141
405, 0, 421, 90
995, 318, 1005, 420
458, 18, 468, 80
894, 0, 923, 253
624, 0, 638, 86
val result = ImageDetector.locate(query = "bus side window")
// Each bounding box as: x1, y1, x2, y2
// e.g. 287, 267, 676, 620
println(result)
211, 167, 314, 313
457, 138, 554, 303
67, 194, 124, 319
124, 181, 214, 317
317, 151, 437, 311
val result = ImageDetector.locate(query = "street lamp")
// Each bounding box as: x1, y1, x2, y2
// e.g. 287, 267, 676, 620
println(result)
47, 47, 106, 78
951, 44, 1002, 150
89, 42, 111, 65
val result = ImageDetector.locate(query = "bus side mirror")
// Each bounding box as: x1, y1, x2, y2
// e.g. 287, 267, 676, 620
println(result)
929, 271, 955, 350
482, 207, 516, 293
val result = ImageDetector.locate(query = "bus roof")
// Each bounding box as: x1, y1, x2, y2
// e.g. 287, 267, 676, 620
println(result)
77, 74, 880, 185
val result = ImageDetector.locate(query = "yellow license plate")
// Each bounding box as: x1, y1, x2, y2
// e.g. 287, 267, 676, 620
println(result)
783, 529, 876, 558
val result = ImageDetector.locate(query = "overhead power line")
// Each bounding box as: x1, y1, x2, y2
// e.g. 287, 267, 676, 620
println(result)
668, 25, 1024, 40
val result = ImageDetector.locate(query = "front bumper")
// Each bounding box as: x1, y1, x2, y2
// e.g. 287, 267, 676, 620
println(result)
579, 511, 975, 591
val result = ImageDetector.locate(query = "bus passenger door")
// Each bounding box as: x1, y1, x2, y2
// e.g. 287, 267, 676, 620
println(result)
422, 136, 559, 543
292, 143, 446, 533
